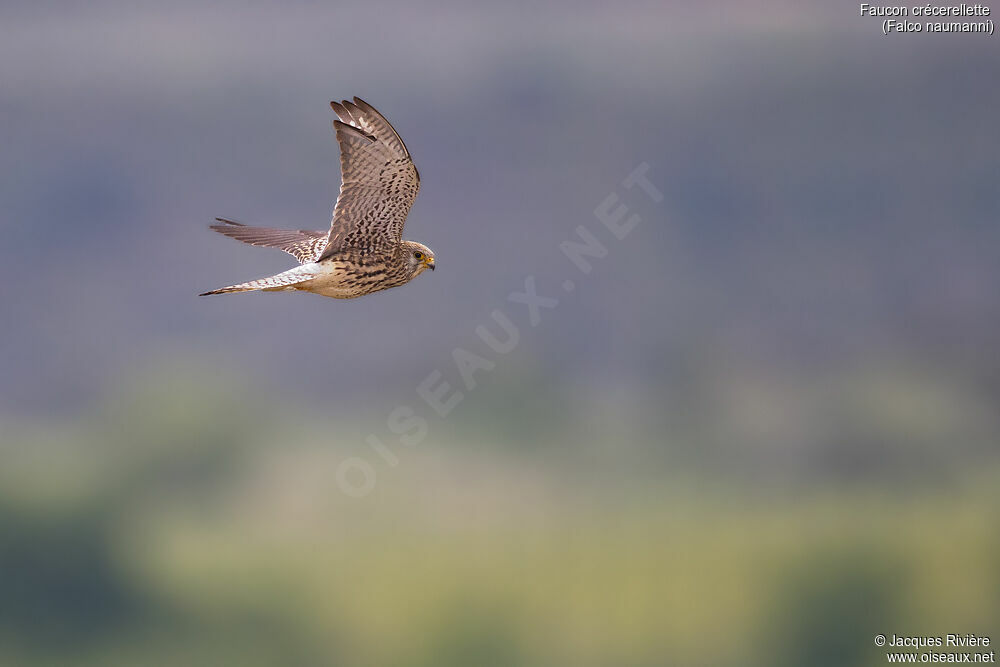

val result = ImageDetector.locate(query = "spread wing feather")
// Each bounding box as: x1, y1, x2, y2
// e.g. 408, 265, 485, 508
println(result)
320, 97, 420, 259
209, 218, 328, 264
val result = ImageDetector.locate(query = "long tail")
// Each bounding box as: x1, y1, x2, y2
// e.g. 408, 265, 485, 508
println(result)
199, 266, 317, 296
209, 218, 327, 264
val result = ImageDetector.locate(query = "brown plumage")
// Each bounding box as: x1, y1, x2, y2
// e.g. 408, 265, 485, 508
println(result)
200, 97, 434, 299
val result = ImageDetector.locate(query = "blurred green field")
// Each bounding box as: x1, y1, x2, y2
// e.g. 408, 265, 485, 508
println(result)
1, 370, 996, 666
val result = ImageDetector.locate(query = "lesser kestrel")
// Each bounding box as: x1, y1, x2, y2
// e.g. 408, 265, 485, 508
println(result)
201, 97, 433, 299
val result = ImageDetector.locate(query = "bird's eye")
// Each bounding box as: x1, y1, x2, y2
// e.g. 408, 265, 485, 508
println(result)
414, 251, 423, 260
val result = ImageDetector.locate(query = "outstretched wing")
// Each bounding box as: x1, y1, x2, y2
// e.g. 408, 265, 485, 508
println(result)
210, 218, 328, 264
320, 97, 420, 259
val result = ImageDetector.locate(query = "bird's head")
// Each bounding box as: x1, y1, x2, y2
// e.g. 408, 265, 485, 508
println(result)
402, 240, 436, 278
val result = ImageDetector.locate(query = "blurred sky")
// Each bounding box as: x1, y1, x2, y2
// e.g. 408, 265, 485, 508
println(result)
1, 0, 998, 425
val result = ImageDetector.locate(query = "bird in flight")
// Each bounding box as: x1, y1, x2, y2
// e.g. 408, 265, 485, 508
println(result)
201, 97, 434, 299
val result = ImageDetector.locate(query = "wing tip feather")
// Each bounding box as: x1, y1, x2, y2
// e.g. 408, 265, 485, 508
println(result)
333, 119, 376, 143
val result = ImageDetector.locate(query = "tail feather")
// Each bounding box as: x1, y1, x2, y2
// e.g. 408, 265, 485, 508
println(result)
209, 218, 327, 264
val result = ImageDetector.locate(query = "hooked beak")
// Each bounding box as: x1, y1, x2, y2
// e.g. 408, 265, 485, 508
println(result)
423, 257, 435, 271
